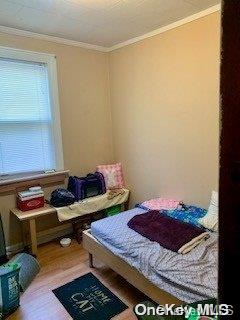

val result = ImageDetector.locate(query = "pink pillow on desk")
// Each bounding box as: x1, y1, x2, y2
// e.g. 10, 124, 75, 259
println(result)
96, 163, 124, 189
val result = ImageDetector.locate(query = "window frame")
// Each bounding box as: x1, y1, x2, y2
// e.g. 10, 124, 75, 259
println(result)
0, 45, 64, 177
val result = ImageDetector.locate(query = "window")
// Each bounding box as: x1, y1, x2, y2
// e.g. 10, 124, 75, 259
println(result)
0, 47, 63, 177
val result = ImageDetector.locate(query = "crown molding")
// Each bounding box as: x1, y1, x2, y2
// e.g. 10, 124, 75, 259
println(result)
108, 4, 221, 51
0, 25, 109, 52
0, 4, 220, 53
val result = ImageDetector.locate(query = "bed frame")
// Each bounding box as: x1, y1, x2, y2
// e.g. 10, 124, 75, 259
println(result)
83, 229, 182, 305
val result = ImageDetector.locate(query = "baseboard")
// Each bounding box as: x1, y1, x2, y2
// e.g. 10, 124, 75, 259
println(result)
6, 223, 73, 255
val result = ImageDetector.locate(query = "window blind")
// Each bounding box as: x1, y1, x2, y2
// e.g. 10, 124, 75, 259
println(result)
0, 58, 56, 175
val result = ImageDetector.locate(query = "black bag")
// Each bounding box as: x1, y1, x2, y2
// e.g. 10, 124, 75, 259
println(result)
68, 172, 106, 201
50, 188, 75, 207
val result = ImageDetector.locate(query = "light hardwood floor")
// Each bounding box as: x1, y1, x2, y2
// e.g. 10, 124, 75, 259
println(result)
8, 240, 146, 320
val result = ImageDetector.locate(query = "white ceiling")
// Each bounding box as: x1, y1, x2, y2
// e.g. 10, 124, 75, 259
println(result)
0, 0, 220, 48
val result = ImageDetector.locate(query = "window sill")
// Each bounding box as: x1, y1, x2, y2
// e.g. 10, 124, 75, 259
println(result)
0, 170, 69, 195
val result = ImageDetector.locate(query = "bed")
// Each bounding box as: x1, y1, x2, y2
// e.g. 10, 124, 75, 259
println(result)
83, 208, 217, 304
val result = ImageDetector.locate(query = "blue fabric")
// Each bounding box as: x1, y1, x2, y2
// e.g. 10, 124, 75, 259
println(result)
135, 204, 207, 228
135, 204, 153, 211
161, 205, 207, 228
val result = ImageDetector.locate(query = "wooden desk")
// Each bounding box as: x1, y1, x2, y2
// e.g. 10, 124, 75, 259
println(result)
11, 190, 130, 256
11, 204, 56, 256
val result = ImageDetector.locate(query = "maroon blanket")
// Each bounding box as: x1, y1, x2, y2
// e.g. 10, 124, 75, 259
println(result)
127, 210, 207, 253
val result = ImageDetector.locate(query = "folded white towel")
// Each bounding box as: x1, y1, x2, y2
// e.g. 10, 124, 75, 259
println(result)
178, 232, 210, 254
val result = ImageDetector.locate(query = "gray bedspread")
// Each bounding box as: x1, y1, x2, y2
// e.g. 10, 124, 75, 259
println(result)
91, 208, 218, 303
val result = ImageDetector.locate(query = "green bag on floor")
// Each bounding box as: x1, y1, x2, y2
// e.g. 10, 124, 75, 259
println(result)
0, 263, 21, 319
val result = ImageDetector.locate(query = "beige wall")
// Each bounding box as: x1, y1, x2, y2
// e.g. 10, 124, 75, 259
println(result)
0, 33, 113, 246
109, 12, 220, 208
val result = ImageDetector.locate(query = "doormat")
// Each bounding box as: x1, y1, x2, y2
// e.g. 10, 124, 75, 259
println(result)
53, 272, 128, 320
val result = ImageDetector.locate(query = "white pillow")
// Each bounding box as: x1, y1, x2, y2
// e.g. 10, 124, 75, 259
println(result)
199, 191, 218, 231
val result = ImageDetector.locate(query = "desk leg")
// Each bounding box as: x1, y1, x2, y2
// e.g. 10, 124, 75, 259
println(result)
21, 221, 29, 251
29, 219, 37, 256
124, 191, 130, 211
89, 253, 94, 268
124, 198, 129, 211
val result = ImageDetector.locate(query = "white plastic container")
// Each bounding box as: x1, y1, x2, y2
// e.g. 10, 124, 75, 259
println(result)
29, 186, 42, 192
60, 238, 71, 247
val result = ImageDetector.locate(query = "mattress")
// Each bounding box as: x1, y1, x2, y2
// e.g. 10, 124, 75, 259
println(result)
91, 208, 218, 303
